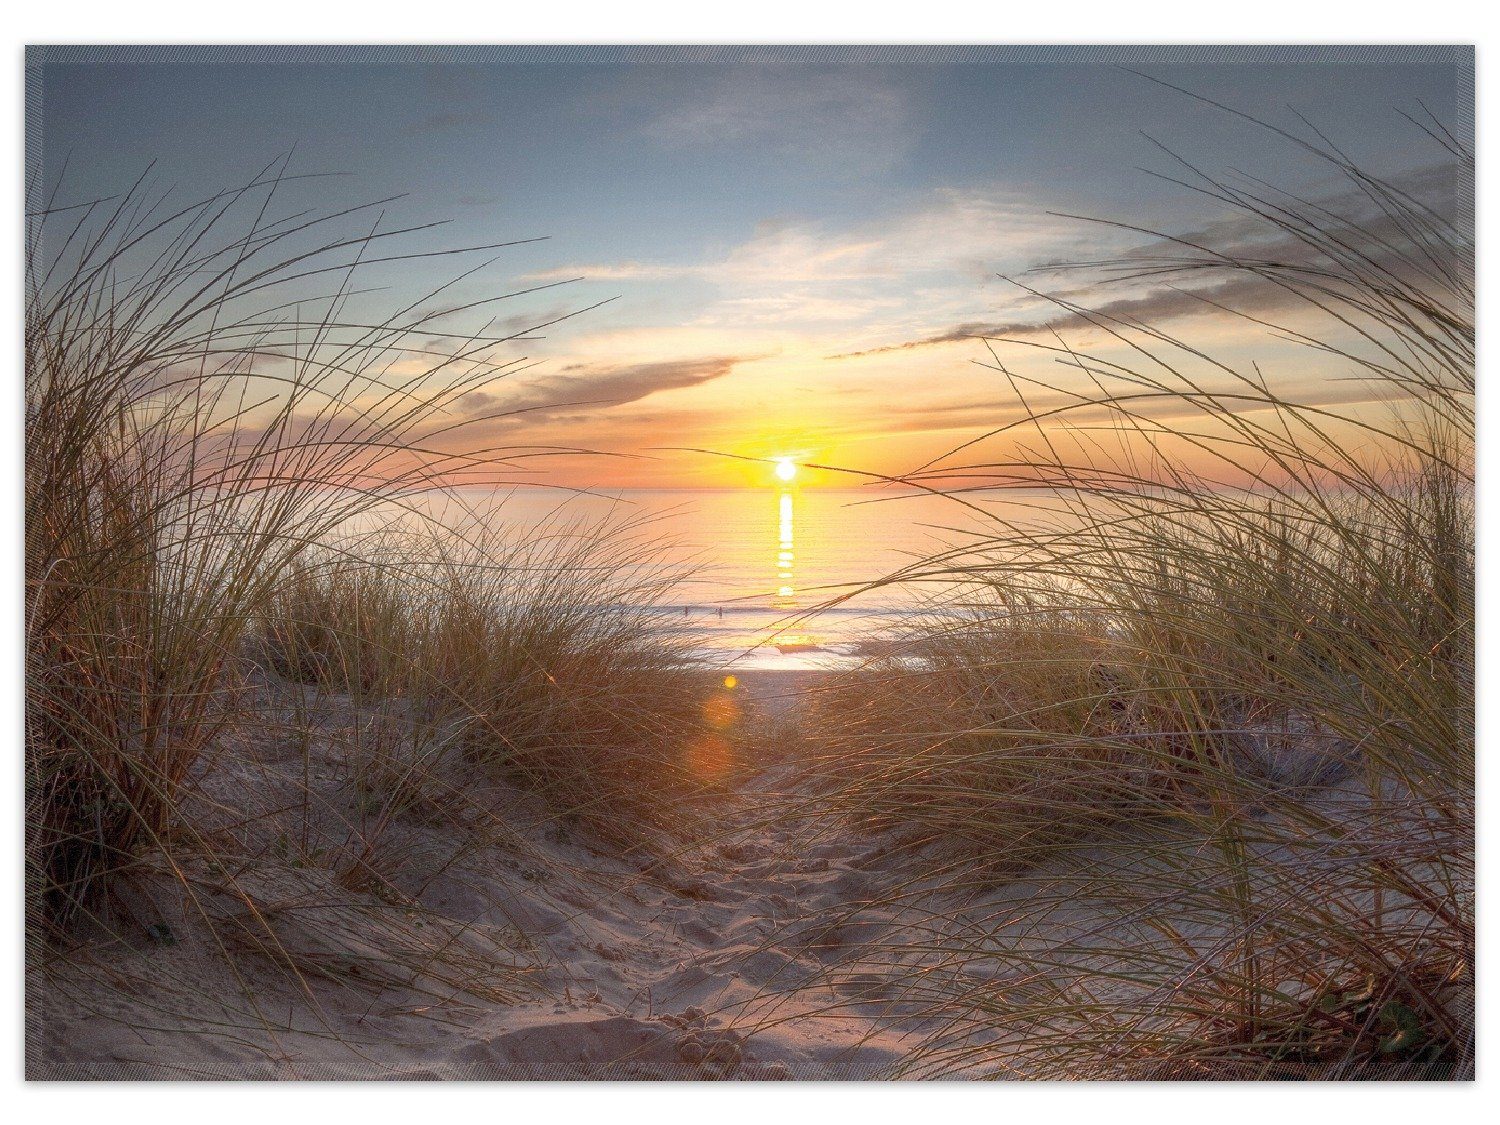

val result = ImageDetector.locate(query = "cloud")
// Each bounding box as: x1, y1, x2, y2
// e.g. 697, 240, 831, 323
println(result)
455, 390, 501, 413
858, 377, 1406, 440
523, 261, 692, 283
697, 293, 901, 326
642, 66, 913, 177
832, 158, 1471, 359
830, 272, 1291, 359
467, 354, 755, 422
525, 188, 1092, 301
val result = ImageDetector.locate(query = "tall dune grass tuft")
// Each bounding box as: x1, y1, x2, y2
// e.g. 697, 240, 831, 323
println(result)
812, 109, 1473, 1079
23, 163, 662, 937
263, 545, 424, 701
422, 518, 719, 842
259, 514, 719, 846
812, 599, 1144, 873
26, 168, 724, 1066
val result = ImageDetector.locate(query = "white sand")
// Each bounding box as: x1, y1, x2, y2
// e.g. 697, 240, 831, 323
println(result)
31, 667, 1403, 1081
28, 670, 1004, 1080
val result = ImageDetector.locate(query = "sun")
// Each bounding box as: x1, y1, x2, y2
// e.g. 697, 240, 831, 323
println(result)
774, 457, 798, 483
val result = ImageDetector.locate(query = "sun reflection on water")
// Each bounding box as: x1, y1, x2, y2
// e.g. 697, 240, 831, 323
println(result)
774, 489, 795, 607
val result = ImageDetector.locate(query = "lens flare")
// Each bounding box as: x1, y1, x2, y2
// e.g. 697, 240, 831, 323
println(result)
703, 695, 740, 729
685, 734, 733, 781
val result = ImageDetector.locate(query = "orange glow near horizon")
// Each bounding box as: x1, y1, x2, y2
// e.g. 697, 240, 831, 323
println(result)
363, 299, 1419, 495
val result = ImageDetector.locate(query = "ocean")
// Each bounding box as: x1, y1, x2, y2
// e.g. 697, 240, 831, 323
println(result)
433, 486, 1063, 670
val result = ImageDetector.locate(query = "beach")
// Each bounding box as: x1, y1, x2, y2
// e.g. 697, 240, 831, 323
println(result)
24, 47, 1473, 1083
34, 660, 1457, 1081
28, 669, 969, 1080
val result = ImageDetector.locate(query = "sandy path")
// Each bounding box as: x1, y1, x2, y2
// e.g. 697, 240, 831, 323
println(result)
29, 669, 976, 1081
436, 765, 917, 1079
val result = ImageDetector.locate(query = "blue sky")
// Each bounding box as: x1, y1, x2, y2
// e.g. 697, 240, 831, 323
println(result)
31, 47, 1470, 486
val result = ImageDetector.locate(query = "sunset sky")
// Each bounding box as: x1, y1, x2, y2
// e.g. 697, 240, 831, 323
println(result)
32, 46, 1469, 488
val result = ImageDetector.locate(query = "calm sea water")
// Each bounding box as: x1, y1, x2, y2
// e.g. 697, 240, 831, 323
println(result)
427, 487, 1063, 669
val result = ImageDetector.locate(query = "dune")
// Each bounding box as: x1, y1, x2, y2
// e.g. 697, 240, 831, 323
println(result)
26, 651, 1470, 1083
26, 670, 964, 1080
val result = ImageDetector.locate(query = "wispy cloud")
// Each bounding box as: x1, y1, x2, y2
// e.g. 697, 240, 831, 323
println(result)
641, 66, 913, 177
522, 261, 692, 283
465, 354, 756, 422
531, 188, 1086, 286
828, 273, 1292, 359
830, 159, 1469, 359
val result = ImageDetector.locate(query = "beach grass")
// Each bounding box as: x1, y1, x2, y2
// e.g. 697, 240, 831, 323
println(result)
25, 105, 1474, 1082
808, 107, 1474, 1079
24, 164, 709, 1000
262, 518, 720, 844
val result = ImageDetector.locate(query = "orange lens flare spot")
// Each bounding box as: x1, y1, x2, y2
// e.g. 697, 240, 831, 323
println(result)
685, 734, 734, 782
702, 695, 740, 729
722, 674, 738, 689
